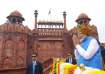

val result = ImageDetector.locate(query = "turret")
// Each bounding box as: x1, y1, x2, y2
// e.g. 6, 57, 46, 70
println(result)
63, 11, 67, 30
7, 10, 25, 24
34, 10, 38, 29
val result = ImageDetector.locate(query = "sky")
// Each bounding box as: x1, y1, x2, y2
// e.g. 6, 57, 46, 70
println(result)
0, 0, 105, 42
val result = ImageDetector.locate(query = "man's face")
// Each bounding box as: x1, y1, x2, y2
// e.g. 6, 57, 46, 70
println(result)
32, 56, 37, 61
68, 54, 72, 58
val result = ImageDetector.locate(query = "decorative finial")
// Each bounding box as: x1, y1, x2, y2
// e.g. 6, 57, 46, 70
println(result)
63, 11, 66, 17
34, 10, 38, 18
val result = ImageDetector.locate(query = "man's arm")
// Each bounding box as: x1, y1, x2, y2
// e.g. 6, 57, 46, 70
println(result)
76, 38, 99, 59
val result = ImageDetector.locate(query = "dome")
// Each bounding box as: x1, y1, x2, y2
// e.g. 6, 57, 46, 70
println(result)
8, 10, 22, 17
76, 13, 91, 22
7, 10, 24, 21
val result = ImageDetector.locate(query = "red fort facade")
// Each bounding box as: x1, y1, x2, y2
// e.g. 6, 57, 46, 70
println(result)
0, 10, 98, 74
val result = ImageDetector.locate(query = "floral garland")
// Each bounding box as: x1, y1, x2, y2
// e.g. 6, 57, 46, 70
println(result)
53, 58, 60, 74
54, 62, 57, 74
53, 58, 65, 74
